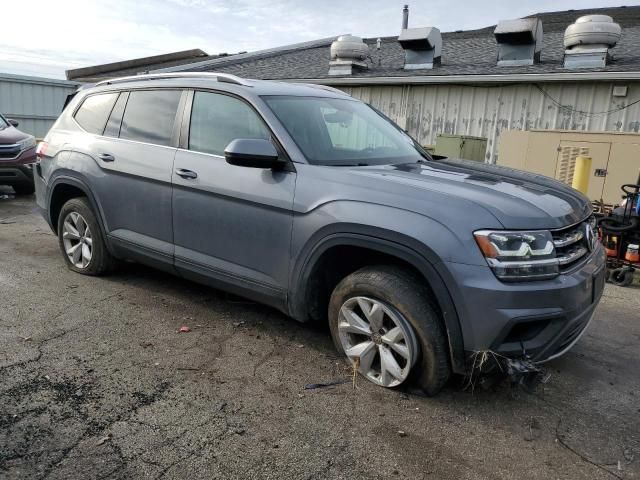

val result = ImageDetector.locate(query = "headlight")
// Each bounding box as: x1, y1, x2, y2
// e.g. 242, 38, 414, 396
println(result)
17, 136, 36, 151
474, 230, 558, 281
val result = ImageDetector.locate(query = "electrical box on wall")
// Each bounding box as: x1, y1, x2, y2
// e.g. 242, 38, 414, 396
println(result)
612, 85, 628, 97
434, 134, 487, 161
498, 129, 640, 204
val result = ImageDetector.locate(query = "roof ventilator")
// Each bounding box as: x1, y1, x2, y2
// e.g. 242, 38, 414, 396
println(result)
494, 18, 543, 66
328, 35, 369, 76
397, 5, 441, 70
563, 15, 622, 69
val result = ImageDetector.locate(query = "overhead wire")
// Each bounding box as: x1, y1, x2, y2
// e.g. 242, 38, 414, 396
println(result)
533, 84, 640, 117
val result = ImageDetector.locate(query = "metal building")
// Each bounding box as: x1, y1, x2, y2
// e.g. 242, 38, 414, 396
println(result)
0, 73, 78, 138
66, 6, 640, 166
338, 79, 640, 162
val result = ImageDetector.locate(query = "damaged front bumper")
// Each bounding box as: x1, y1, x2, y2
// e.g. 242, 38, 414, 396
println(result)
466, 350, 546, 392
446, 244, 606, 367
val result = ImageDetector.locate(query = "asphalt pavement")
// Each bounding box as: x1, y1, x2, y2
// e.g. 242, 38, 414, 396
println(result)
1, 187, 638, 479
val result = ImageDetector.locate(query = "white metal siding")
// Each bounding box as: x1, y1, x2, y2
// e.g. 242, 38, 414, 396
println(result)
0, 74, 78, 138
338, 81, 640, 163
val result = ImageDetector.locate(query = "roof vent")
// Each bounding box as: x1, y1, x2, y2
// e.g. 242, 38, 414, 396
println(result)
398, 28, 442, 70
397, 6, 441, 70
563, 15, 622, 69
494, 18, 543, 66
328, 35, 369, 76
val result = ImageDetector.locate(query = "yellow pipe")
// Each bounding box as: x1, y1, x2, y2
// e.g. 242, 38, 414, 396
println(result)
572, 155, 592, 195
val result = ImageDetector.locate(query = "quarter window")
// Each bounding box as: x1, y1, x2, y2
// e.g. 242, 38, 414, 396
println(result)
74, 93, 118, 134
189, 91, 270, 156
119, 90, 182, 146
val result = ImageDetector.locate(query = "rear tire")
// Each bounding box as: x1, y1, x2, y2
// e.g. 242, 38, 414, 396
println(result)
328, 265, 450, 396
57, 197, 115, 275
13, 183, 35, 195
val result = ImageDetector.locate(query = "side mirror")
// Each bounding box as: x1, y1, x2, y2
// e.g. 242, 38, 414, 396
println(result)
224, 138, 284, 169
7, 119, 19, 127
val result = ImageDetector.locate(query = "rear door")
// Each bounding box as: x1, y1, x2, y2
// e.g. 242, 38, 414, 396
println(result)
171, 90, 296, 309
82, 88, 185, 269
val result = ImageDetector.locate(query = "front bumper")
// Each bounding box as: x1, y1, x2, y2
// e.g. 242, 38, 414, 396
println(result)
0, 164, 34, 186
443, 244, 606, 363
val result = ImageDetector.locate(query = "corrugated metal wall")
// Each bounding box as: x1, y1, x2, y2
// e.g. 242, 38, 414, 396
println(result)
0, 74, 78, 138
339, 81, 640, 163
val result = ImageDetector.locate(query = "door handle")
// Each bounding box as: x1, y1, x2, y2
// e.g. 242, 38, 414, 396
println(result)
175, 168, 198, 179
99, 153, 115, 162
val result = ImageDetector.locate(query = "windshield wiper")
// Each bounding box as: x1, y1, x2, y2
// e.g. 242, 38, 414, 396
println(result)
330, 163, 369, 167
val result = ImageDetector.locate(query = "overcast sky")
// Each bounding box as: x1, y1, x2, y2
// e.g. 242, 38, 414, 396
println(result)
0, 0, 629, 80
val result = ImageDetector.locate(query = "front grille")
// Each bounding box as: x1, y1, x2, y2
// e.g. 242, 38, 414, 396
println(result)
0, 144, 21, 160
552, 219, 592, 273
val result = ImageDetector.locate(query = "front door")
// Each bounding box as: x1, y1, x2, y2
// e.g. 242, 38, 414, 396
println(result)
172, 90, 296, 309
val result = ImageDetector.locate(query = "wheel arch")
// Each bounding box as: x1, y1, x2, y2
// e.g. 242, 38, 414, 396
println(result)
48, 175, 111, 253
289, 227, 466, 373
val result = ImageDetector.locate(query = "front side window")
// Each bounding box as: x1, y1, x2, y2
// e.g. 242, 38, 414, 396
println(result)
263, 96, 424, 166
119, 90, 182, 146
74, 93, 118, 135
0, 115, 9, 129
189, 91, 270, 156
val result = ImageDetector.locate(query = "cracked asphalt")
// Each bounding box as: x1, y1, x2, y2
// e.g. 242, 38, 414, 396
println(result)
1, 186, 639, 480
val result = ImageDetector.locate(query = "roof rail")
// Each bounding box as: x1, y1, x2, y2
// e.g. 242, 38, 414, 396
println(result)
95, 72, 252, 87
301, 83, 350, 96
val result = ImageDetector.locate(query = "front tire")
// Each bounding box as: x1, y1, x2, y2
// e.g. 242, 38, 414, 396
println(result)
57, 197, 115, 275
328, 265, 450, 396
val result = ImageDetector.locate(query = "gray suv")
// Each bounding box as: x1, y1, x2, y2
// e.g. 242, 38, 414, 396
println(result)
35, 73, 606, 395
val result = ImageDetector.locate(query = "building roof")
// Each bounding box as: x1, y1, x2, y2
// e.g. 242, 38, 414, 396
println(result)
156, 6, 640, 84
66, 49, 212, 82
70, 6, 640, 85
0, 72, 79, 87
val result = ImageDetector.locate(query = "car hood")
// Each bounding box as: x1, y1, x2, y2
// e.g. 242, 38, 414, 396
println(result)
349, 158, 592, 230
0, 124, 29, 144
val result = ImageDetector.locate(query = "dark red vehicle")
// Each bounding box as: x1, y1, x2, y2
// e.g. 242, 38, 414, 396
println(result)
0, 114, 37, 194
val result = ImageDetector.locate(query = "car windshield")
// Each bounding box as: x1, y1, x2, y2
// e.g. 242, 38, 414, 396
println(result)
262, 95, 427, 166
0, 115, 8, 130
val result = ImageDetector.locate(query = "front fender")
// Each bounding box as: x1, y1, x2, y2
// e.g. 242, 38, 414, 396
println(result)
288, 220, 467, 374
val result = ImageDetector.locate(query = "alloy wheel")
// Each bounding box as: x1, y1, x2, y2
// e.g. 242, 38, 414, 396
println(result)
62, 212, 93, 269
337, 296, 418, 387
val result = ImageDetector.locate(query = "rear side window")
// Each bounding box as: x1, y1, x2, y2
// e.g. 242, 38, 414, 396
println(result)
119, 90, 182, 146
189, 91, 269, 156
74, 93, 118, 134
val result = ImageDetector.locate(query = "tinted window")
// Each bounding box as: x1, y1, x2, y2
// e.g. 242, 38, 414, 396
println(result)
104, 92, 128, 137
189, 91, 269, 156
74, 93, 118, 134
120, 90, 181, 146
